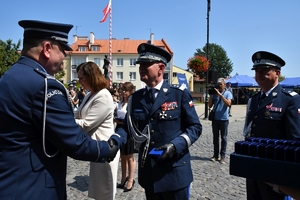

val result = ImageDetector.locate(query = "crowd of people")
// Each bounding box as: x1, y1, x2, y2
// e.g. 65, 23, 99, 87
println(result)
1, 19, 300, 200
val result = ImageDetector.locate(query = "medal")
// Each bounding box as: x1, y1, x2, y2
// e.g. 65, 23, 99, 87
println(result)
159, 111, 168, 119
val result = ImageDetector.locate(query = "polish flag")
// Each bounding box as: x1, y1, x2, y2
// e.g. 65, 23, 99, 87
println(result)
100, 0, 111, 23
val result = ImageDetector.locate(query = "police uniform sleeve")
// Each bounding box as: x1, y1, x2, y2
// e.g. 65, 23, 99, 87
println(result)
32, 80, 110, 162
284, 94, 300, 139
170, 89, 202, 153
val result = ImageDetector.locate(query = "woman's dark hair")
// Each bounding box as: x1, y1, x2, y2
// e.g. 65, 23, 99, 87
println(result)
76, 61, 109, 92
122, 82, 135, 95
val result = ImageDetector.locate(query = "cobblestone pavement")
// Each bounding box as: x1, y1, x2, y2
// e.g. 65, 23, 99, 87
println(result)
66, 104, 248, 200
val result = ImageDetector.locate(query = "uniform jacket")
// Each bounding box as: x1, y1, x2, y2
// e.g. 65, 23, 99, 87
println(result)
245, 84, 300, 200
116, 81, 202, 193
246, 84, 300, 139
0, 57, 111, 200
75, 89, 120, 200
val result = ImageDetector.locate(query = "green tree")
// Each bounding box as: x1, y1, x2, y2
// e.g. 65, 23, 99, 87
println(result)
0, 39, 21, 77
54, 70, 66, 81
279, 74, 285, 82
194, 43, 233, 79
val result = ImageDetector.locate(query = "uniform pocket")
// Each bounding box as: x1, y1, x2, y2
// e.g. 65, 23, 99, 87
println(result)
158, 109, 179, 133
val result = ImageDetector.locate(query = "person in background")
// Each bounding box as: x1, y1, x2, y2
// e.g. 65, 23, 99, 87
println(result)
77, 86, 87, 106
75, 61, 120, 200
115, 82, 137, 192
70, 88, 79, 111
119, 80, 125, 90
117, 86, 124, 102
226, 82, 233, 117
116, 43, 202, 200
0, 20, 121, 200
244, 51, 300, 200
209, 78, 232, 164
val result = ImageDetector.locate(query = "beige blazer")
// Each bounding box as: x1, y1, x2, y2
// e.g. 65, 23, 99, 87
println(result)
75, 88, 120, 200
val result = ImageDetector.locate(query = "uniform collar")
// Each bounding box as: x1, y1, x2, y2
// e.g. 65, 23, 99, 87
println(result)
262, 83, 278, 97
146, 80, 164, 91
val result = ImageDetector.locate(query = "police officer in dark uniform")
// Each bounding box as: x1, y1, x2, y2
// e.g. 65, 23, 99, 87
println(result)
244, 51, 300, 200
0, 20, 123, 200
116, 43, 202, 200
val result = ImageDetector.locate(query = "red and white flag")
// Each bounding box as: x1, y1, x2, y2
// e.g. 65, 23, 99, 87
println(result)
100, 0, 111, 23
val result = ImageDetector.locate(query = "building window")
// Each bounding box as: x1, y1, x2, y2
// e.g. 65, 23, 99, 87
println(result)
117, 58, 123, 66
173, 72, 177, 77
79, 46, 86, 51
117, 72, 123, 80
91, 46, 99, 51
166, 62, 170, 70
94, 58, 100, 66
72, 57, 86, 69
130, 58, 137, 66
129, 72, 136, 80
200, 87, 204, 93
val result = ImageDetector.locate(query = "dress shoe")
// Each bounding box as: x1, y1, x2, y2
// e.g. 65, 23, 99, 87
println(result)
211, 157, 218, 162
117, 177, 128, 188
220, 158, 226, 164
123, 179, 135, 192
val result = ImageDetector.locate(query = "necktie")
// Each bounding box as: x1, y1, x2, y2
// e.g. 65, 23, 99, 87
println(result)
258, 93, 266, 106
149, 88, 157, 103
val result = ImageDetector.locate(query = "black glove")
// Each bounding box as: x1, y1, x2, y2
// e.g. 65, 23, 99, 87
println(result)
156, 143, 177, 160
107, 138, 119, 162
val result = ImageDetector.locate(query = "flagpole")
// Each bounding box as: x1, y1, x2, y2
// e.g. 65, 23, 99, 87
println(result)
109, 0, 113, 88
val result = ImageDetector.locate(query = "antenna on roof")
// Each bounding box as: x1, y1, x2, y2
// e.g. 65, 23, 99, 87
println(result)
75, 25, 81, 35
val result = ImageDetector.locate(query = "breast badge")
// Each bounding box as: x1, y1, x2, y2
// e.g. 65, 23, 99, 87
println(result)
159, 102, 178, 119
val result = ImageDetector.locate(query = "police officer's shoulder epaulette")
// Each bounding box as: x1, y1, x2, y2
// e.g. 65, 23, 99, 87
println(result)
34, 68, 55, 80
282, 89, 299, 97
170, 85, 185, 92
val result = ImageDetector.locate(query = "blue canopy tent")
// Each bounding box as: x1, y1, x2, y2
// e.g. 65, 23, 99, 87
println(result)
226, 75, 258, 87
279, 77, 300, 88
226, 75, 259, 105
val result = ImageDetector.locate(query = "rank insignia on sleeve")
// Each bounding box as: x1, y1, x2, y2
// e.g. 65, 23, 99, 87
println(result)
298, 109, 300, 114
161, 102, 178, 111
189, 100, 194, 107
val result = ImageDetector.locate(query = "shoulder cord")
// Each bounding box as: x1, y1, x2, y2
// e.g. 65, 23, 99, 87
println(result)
42, 75, 73, 158
126, 95, 150, 168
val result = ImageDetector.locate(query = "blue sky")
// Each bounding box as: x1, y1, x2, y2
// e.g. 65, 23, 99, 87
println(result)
1, 0, 300, 78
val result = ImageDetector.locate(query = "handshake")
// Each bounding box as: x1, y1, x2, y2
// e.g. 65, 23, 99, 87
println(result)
106, 138, 119, 162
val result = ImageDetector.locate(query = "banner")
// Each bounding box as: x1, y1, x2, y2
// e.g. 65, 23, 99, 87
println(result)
177, 73, 189, 90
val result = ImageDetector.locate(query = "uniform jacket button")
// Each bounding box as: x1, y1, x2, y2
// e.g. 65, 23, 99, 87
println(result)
151, 130, 154, 133
151, 141, 155, 145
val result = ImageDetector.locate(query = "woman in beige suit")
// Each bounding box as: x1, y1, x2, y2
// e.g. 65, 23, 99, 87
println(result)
74, 62, 120, 200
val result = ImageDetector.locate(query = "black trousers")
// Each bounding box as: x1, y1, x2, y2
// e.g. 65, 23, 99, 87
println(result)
145, 185, 189, 200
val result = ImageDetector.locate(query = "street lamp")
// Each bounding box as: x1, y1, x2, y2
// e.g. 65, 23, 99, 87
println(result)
204, 0, 211, 119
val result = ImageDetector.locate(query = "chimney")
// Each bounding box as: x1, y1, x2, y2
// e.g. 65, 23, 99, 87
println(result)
90, 32, 95, 44
150, 33, 154, 44
73, 35, 77, 44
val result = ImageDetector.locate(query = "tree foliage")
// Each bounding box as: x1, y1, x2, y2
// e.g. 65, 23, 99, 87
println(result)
0, 39, 21, 77
54, 70, 66, 81
278, 74, 285, 82
194, 43, 233, 79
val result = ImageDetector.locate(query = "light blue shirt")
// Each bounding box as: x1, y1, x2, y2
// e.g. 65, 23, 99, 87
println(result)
212, 90, 233, 120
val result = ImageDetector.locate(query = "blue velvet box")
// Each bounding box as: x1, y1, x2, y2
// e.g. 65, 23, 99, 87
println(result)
230, 153, 300, 189
230, 138, 300, 189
